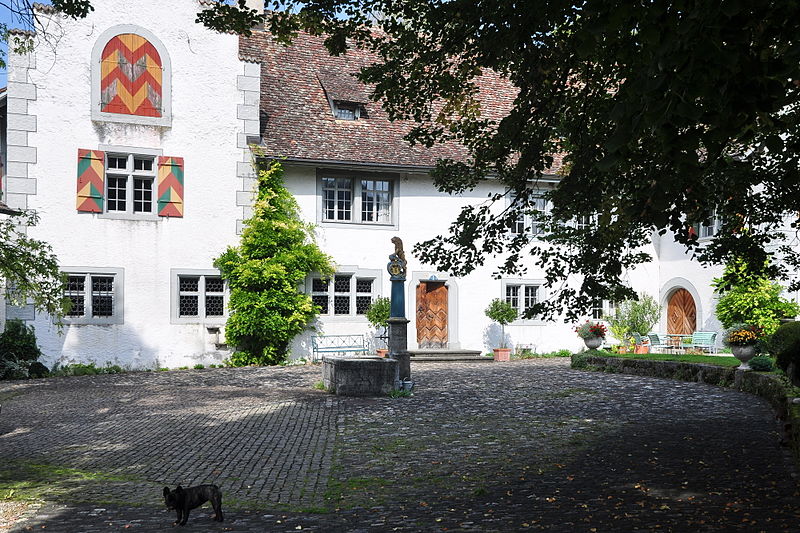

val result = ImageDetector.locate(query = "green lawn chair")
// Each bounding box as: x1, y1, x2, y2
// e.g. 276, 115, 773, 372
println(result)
691, 331, 718, 353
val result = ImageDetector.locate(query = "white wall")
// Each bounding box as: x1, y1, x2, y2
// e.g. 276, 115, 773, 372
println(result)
9, 0, 246, 368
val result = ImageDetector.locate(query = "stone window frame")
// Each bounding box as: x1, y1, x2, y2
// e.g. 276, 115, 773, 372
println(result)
316, 169, 399, 229
90, 25, 172, 127
306, 267, 382, 321
500, 278, 548, 325
61, 267, 124, 325
170, 269, 227, 325
508, 189, 552, 237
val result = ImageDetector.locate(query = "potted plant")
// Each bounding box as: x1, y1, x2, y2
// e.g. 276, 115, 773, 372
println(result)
575, 320, 607, 350
365, 297, 391, 357
724, 323, 762, 370
485, 298, 518, 361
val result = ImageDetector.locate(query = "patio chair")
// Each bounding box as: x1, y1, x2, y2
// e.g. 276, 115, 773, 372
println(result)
690, 331, 718, 353
647, 333, 670, 352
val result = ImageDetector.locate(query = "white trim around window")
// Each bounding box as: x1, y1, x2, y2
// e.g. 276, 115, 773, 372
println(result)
170, 269, 227, 325
316, 170, 399, 229
62, 267, 124, 325
501, 279, 548, 325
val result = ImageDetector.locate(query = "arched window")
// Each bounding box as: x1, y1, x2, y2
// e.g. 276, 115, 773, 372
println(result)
91, 26, 171, 126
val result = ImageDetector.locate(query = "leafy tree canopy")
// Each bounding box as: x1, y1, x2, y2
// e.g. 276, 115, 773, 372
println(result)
26, 1, 800, 320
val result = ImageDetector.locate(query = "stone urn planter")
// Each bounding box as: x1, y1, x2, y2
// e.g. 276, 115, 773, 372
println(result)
731, 344, 757, 370
493, 348, 512, 362
583, 337, 603, 350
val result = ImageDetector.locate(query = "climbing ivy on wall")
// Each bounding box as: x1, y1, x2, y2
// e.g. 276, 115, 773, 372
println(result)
214, 161, 333, 366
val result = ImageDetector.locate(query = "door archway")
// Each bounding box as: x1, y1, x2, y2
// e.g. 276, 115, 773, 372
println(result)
667, 288, 696, 334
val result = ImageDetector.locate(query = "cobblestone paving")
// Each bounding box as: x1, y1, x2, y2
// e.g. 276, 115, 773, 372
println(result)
1, 359, 798, 532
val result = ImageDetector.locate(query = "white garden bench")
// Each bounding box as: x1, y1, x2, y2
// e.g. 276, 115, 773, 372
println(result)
311, 334, 368, 361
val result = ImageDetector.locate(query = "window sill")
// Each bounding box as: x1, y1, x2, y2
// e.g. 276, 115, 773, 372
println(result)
171, 317, 227, 326
319, 220, 397, 230
91, 113, 171, 128
98, 213, 160, 222
63, 318, 123, 326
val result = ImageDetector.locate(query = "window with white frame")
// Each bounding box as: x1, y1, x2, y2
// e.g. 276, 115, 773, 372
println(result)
310, 272, 376, 316
697, 210, 721, 238
505, 282, 541, 316
590, 299, 616, 320
172, 271, 226, 323
333, 101, 366, 120
575, 213, 596, 230
106, 152, 157, 216
320, 175, 394, 225
63, 268, 124, 324
510, 194, 550, 236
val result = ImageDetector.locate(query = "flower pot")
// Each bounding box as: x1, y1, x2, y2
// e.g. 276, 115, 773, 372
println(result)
493, 348, 511, 362
731, 344, 757, 370
376, 349, 389, 358
583, 337, 603, 350
634, 344, 649, 354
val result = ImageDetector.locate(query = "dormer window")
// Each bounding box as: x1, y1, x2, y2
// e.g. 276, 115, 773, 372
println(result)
318, 72, 370, 122
334, 101, 364, 120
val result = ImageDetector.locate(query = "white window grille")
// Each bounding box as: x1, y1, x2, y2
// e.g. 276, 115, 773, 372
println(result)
321, 176, 394, 225
105, 153, 156, 215
310, 273, 376, 316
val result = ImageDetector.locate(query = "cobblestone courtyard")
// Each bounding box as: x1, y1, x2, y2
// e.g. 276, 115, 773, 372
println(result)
0, 359, 798, 531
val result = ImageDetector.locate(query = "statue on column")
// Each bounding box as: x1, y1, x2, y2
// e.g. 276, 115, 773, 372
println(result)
388, 237, 407, 280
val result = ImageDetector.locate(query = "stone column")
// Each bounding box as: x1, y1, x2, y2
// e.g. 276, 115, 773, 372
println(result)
387, 237, 411, 382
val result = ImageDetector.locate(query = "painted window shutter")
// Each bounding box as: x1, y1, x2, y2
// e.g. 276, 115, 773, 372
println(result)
157, 156, 184, 217
77, 149, 105, 213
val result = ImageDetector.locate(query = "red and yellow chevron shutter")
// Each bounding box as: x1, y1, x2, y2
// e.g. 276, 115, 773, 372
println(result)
77, 149, 105, 213
100, 33, 162, 117
157, 156, 184, 217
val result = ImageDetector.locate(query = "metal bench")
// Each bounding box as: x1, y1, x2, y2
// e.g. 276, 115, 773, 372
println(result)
690, 331, 718, 353
311, 334, 368, 361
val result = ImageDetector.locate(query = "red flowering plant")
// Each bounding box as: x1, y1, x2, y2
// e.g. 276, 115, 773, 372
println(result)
575, 320, 608, 340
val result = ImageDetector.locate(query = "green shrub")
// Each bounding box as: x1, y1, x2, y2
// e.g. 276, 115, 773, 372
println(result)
713, 261, 800, 336
0, 319, 44, 379
485, 299, 518, 348
605, 293, 661, 341
194, 364, 205, 370
766, 321, 800, 379
365, 297, 391, 329
748, 355, 775, 372
214, 161, 333, 366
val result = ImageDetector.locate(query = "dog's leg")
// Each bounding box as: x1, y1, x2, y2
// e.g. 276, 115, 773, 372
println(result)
179, 507, 190, 526
173, 509, 182, 527
212, 494, 224, 522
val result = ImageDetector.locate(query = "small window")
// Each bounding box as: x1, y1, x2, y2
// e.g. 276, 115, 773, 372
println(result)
505, 283, 540, 316
509, 192, 550, 236
310, 271, 378, 316
320, 175, 394, 225
62, 269, 124, 325
333, 101, 364, 120
591, 299, 616, 320
172, 271, 226, 323
105, 152, 156, 216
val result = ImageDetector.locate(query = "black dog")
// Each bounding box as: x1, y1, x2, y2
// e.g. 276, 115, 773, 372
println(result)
163, 484, 224, 526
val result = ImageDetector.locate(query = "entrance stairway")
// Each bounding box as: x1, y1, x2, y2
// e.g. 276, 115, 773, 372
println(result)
409, 349, 491, 362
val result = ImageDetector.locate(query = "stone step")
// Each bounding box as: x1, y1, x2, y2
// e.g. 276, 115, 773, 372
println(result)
409, 349, 492, 362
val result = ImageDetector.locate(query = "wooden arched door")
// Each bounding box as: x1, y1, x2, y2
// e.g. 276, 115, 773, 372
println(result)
416, 281, 448, 348
667, 288, 696, 334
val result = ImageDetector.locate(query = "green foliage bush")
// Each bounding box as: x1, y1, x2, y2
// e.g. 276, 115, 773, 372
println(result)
748, 355, 775, 372
485, 299, 518, 349
713, 262, 799, 336
605, 293, 661, 341
765, 321, 800, 379
365, 297, 391, 329
0, 319, 44, 379
215, 161, 333, 366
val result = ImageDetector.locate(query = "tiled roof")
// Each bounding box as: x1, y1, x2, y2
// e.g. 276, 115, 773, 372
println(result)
240, 30, 530, 170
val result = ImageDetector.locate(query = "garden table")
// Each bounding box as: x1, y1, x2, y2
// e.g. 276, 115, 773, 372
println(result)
665, 333, 692, 353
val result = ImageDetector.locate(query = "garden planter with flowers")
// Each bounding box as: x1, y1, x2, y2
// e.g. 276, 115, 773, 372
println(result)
575, 320, 607, 350
724, 324, 762, 370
